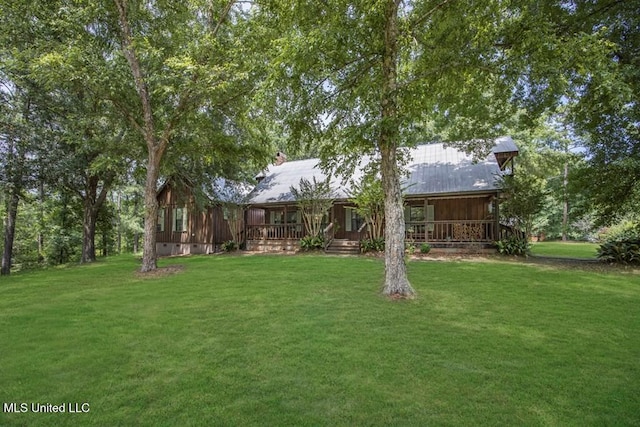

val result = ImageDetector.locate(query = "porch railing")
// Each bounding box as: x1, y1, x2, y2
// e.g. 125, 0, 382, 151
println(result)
246, 223, 305, 240
248, 220, 498, 243
405, 220, 496, 242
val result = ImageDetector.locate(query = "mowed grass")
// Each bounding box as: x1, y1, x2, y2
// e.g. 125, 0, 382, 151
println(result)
1, 254, 639, 426
530, 240, 600, 259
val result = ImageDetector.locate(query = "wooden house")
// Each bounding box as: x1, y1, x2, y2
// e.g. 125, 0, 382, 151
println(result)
155, 179, 249, 256
245, 137, 518, 253
156, 137, 519, 255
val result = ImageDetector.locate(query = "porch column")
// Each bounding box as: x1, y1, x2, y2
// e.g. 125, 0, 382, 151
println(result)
494, 195, 500, 241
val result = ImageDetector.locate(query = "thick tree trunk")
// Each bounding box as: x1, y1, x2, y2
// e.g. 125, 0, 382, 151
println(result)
381, 147, 415, 297
379, 0, 415, 297
1, 191, 20, 276
81, 201, 98, 264
140, 152, 161, 272
80, 175, 113, 263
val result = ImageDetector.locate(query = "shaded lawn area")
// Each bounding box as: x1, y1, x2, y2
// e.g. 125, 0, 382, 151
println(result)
530, 241, 600, 259
1, 254, 639, 426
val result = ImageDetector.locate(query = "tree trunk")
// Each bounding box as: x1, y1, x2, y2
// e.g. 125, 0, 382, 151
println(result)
80, 175, 113, 263
381, 147, 415, 297
1, 191, 19, 276
379, 0, 415, 297
81, 200, 98, 263
562, 161, 569, 241
37, 178, 45, 262
140, 151, 161, 272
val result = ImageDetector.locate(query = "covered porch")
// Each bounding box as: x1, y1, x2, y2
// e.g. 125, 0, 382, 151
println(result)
245, 193, 503, 252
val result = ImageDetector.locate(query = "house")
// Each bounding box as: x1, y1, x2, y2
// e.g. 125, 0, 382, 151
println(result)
156, 137, 519, 255
245, 137, 518, 253
155, 178, 251, 256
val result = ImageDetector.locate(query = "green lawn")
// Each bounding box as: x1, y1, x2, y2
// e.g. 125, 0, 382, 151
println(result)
1, 254, 639, 426
530, 240, 600, 259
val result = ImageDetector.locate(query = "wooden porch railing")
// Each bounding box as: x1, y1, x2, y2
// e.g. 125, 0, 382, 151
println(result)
405, 220, 497, 242
248, 220, 500, 243
246, 223, 305, 240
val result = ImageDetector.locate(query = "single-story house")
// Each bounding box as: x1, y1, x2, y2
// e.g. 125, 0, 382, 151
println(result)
245, 137, 518, 253
156, 137, 519, 255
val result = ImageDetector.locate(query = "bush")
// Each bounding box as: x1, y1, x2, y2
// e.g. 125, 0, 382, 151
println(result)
597, 239, 640, 265
420, 243, 431, 254
361, 238, 385, 253
221, 240, 237, 252
300, 235, 324, 251
599, 220, 640, 243
495, 235, 530, 256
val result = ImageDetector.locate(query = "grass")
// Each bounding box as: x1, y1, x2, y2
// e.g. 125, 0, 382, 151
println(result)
530, 240, 600, 259
1, 254, 639, 426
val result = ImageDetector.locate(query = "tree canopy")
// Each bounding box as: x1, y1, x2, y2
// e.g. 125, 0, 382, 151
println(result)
258, 0, 614, 296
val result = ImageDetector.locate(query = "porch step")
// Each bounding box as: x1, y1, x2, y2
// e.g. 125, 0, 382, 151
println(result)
325, 239, 360, 255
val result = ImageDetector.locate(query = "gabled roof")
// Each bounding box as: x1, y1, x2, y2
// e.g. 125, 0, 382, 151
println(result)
247, 137, 518, 205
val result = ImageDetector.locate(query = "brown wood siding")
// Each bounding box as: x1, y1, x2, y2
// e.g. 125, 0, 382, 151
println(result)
156, 182, 216, 245
156, 205, 214, 244
212, 206, 234, 244
247, 208, 266, 225
430, 197, 492, 221
333, 204, 347, 239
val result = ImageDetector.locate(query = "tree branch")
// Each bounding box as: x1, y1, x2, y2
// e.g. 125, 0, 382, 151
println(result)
408, 0, 455, 31
113, 0, 156, 147
212, 0, 236, 38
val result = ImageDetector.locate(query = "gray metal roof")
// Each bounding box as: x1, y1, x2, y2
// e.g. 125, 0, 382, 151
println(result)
247, 137, 517, 204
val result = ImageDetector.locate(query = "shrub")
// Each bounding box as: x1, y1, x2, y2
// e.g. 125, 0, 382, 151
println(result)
597, 239, 640, 265
495, 235, 530, 256
221, 240, 237, 252
300, 235, 324, 251
361, 237, 385, 253
599, 220, 640, 243
420, 243, 431, 254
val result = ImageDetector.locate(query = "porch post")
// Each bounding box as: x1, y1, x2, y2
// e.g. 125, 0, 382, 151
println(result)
425, 198, 429, 242
494, 194, 500, 241
284, 205, 288, 239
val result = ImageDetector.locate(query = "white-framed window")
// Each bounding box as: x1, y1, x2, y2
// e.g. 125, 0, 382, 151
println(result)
173, 207, 188, 232
157, 208, 165, 232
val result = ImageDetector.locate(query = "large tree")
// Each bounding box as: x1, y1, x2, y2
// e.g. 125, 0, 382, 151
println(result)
19, 0, 272, 271
112, 0, 276, 272
260, 0, 610, 297
567, 0, 640, 224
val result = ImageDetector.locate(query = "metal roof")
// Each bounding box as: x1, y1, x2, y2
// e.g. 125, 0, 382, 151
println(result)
247, 137, 517, 204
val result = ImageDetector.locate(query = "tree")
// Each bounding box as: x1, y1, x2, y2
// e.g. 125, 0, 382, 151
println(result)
290, 177, 335, 238
349, 173, 385, 242
566, 1, 640, 225
0, 81, 37, 275
111, 0, 275, 272
260, 0, 610, 297
10, 0, 273, 272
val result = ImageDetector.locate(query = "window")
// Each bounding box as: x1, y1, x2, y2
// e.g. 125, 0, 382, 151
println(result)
286, 210, 299, 224
157, 208, 165, 232
404, 204, 434, 232
410, 206, 425, 222
269, 210, 284, 224
173, 207, 188, 232
345, 208, 364, 232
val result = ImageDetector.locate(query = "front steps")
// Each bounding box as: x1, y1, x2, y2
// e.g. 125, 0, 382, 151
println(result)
325, 239, 360, 255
